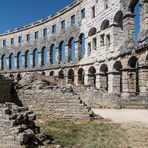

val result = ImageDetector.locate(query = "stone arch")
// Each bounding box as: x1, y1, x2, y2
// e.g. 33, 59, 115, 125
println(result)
59, 41, 65, 63
128, 56, 140, 94
128, 56, 139, 68
17, 51, 22, 69
100, 64, 108, 91
58, 70, 64, 79
50, 71, 55, 77
1, 54, 7, 71
78, 33, 85, 60
114, 11, 123, 30
78, 68, 85, 85
88, 66, 96, 86
9, 53, 14, 70
129, 0, 139, 13
88, 27, 97, 37
100, 20, 109, 31
33, 48, 38, 67
50, 44, 56, 65
68, 37, 75, 63
145, 55, 148, 64
25, 50, 30, 68
68, 69, 74, 84
113, 61, 123, 93
41, 46, 47, 66
113, 61, 122, 71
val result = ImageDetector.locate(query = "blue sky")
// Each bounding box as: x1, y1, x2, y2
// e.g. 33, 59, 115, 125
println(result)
0, 0, 140, 39
0, 0, 74, 34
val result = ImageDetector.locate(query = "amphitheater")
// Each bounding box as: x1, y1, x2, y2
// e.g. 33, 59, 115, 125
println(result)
0, 0, 147, 97
0, 0, 147, 147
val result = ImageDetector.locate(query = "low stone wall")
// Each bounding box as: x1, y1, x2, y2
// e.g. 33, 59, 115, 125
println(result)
74, 86, 148, 109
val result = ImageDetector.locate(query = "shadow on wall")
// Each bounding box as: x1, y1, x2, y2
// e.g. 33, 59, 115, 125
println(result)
11, 82, 23, 107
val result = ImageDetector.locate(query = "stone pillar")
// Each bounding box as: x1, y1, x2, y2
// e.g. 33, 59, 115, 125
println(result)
30, 53, 33, 68
38, 52, 42, 67
122, 69, 137, 96
65, 45, 69, 63
22, 55, 25, 69
139, 1, 148, 40
107, 72, 121, 94
75, 41, 80, 62
14, 56, 17, 70
55, 47, 59, 64
97, 73, 108, 91
140, 1, 148, 32
74, 70, 78, 86
47, 50, 49, 65
138, 66, 148, 95
121, 70, 129, 96
84, 71, 89, 86
123, 11, 135, 44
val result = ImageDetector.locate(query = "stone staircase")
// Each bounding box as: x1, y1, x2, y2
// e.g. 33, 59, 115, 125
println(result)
16, 80, 99, 121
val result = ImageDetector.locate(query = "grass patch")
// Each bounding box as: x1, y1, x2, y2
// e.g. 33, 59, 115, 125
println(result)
39, 120, 129, 148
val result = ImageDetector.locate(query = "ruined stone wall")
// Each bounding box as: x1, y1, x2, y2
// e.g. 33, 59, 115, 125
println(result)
0, 0, 147, 97
16, 80, 93, 120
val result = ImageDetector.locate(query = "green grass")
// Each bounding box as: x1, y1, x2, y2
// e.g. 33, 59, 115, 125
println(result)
39, 120, 129, 148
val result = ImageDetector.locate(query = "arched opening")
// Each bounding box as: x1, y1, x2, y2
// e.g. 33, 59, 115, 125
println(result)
100, 20, 109, 31
78, 68, 85, 85
88, 27, 97, 37
1, 54, 7, 71
17, 52, 22, 69
9, 53, 14, 70
100, 64, 108, 91
25, 50, 30, 68
114, 11, 123, 30
58, 70, 64, 79
88, 66, 96, 86
129, 0, 140, 40
68, 69, 74, 84
59, 41, 65, 63
128, 56, 140, 94
145, 55, 148, 65
50, 44, 56, 65
79, 33, 85, 60
33, 48, 38, 67
50, 71, 55, 77
68, 37, 75, 63
113, 61, 123, 93
41, 46, 47, 66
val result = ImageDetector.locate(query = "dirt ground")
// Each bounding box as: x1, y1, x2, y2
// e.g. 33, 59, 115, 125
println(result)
93, 109, 148, 148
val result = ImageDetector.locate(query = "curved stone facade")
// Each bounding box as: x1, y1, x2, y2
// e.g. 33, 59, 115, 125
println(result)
0, 0, 148, 96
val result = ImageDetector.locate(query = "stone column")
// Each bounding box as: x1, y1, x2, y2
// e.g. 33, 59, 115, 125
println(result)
47, 50, 49, 65
38, 52, 41, 67
14, 56, 18, 70
30, 53, 33, 68
138, 66, 148, 95
55, 47, 59, 65
65, 45, 69, 64
84, 70, 89, 86
22, 55, 25, 69
75, 41, 80, 62
123, 11, 135, 44
97, 73, 108, 91
107, 72, 121, 94
140, 1, 148, 32
74, 70, 78, 86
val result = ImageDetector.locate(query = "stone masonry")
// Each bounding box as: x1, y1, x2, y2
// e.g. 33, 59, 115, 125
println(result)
0, 0, 147, 105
